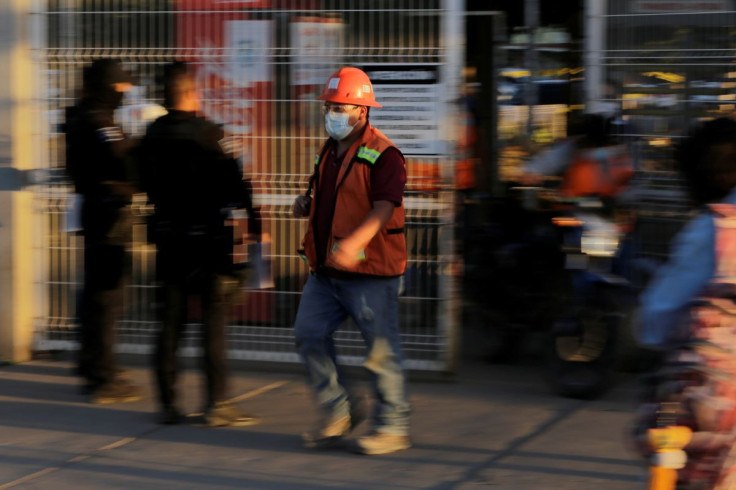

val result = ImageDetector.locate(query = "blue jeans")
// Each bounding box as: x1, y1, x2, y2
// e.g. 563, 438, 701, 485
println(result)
294, 273, 410, 436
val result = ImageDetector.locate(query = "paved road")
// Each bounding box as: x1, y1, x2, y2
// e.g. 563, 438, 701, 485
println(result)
0, 359, 645, 489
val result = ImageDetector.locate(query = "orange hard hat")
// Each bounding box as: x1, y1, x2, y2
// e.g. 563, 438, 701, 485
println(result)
317, 67, 382, 108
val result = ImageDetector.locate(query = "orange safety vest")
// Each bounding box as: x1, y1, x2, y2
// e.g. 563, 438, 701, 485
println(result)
301, 124, 407, 277
559, 144, 634, 199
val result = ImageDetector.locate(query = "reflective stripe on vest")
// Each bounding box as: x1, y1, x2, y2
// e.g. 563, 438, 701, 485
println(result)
356, 146, 381, 165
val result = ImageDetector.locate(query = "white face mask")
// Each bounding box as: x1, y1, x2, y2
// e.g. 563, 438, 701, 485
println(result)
324, 111, 356, 141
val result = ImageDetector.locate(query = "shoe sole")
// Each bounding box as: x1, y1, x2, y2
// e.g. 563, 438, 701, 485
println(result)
201, 418, 260, 428
90, 394, 142, 405
302, 434, 348, 449
350, 441, 411, 455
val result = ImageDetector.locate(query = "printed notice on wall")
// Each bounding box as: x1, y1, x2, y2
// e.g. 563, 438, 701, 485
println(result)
291, 18, 345, 86
362, 65, 443, 156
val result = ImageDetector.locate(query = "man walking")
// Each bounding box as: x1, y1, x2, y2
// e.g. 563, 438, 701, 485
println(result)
292, 67, 411, 455
138, 62, 261, 426
64, 58, 143, 404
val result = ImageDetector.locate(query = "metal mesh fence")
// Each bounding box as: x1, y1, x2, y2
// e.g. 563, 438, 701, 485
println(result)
31, 0, 460, 371
596, 2, 736, 262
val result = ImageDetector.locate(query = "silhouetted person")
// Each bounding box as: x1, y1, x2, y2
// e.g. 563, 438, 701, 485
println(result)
138, 62, 261, 426
634, 118, 736, 488
64, 58, 143, 404
638, 117, 736, 346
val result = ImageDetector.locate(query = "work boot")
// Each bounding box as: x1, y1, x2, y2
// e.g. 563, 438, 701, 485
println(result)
203, 402, 259, 427
349, 432, 411, 455
302, 401, 369, 449
89, 379, 143, 405
301, 414, 352, 449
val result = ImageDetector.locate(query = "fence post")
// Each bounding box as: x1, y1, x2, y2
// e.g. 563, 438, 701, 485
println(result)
524, 0, 539, 138
0, 0, 37, 361
440, 0, 465, 373
585, 0, 607, 113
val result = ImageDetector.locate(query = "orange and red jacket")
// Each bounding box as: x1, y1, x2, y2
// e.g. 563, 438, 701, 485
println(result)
301, 124, 407, 277
559, 144, 634, 199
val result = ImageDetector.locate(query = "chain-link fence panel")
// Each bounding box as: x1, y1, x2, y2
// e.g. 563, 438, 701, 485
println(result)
31, 0, 462, 372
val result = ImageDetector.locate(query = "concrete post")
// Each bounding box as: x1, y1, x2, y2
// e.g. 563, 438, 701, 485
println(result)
440, 0, 465, 373
585, 0, 607, 113
0, 0, 37, 361
524, 0, 539, 138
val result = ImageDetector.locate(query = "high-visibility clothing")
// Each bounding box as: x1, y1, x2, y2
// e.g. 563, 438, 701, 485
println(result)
559, 144, 634, 199
301, 124, 407, 277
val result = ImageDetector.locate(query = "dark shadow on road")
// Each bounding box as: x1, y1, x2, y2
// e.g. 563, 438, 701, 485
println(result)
0, 361, 77, 378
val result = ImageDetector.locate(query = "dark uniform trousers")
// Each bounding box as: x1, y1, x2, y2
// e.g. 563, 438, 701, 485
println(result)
78, 234, 130, 387
139, 109, 259, 412
154, 245, 237, 410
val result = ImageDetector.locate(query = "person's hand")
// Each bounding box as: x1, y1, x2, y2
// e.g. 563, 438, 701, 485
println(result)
327, 240, 364, 271
292, 195, 311, 218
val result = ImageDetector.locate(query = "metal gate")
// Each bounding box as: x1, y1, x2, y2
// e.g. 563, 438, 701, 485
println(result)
30, 0, 463, 372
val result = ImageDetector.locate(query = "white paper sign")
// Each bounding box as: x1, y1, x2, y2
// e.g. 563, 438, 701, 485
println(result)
290, 20, 344, 86
364, 66, 443, 156
64, 193, 83, 233
242, 241, 274, 290
226, 20, 273, 87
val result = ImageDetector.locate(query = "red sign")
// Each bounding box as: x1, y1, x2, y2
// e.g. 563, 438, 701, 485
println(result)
177, 1, 272, 138
177, 0, 277, 321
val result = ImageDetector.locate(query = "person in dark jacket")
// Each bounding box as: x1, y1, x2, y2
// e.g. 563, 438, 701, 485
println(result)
64, 58, 143, 404
138, 62, 262, 426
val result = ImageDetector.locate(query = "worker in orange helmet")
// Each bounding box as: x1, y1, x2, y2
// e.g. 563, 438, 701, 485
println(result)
292, 67, 411, 455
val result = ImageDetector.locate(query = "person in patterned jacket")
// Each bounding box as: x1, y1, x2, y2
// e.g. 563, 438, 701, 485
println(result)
635, 117, 736, 488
